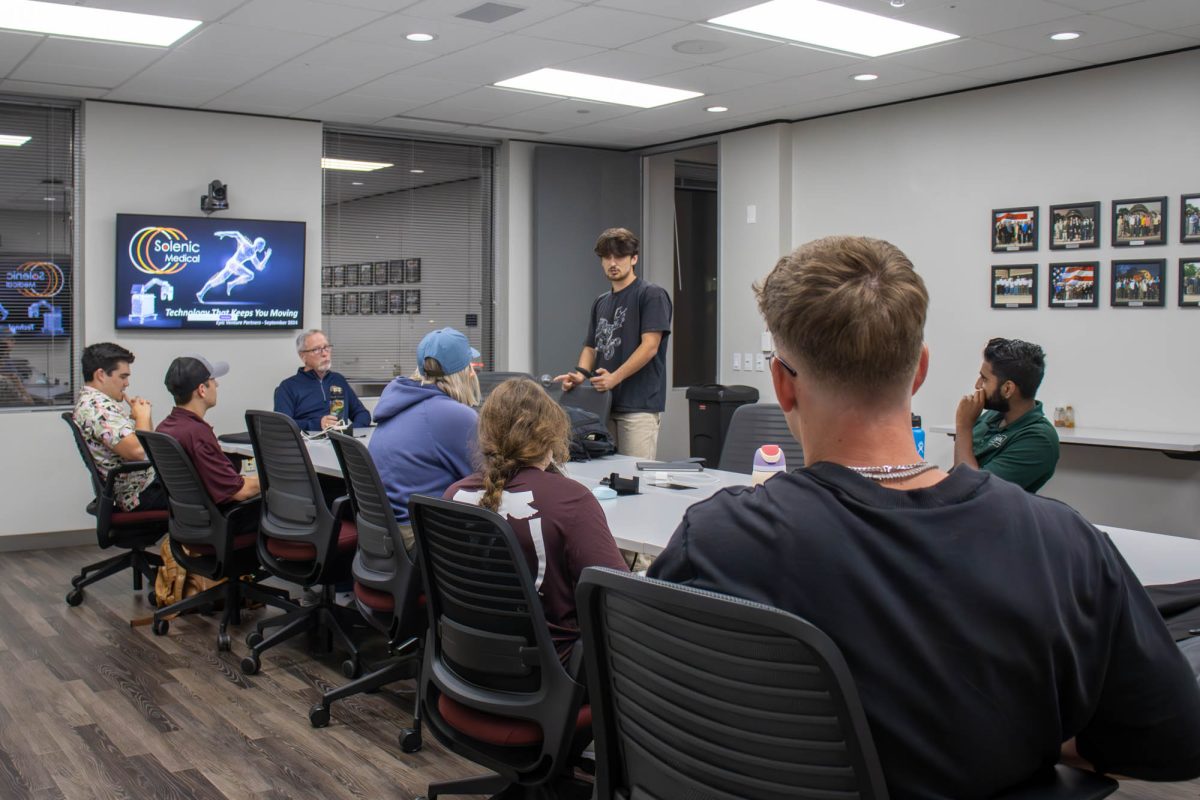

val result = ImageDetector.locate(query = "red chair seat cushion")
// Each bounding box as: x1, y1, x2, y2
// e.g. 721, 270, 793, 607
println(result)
354, 581, 393, 612
185, 531, 257, 555
265, 519, 358, 561
111, 510, 169, 526
436, 694, 592, 748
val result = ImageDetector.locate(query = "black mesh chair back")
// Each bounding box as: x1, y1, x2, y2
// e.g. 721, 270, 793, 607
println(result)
61, 412, 164, 605
577, 567, 888, 800
558, 382, 612, 426
246, 409, 338, 585
477, 371, 534, 403
409, 495, 586, 783
328, 431, 423, 643
718, 402, 804, 474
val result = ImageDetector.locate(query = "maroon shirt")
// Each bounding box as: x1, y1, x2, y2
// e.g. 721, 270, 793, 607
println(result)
447, 466, 629, 660
157, 407, 245, 505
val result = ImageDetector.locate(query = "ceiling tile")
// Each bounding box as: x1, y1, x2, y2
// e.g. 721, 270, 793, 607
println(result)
72, 0, 246, 20
1048, 0, 1140, 10
178, 21, 328, 60
649, 64, 780, 94
558, 50, 699, 81
1099, 0, 1200, 30
592, 0, 755, 22
487, 99, 634, 132
401, 0, 588, 32
878, 39, 1038, 74
372, 116, 470, 134
714, 43, 863, 78
960, 53, 1089, 82
519, 6, 685, 48
907, 0, 1079, 37
201, 95, 314, 115
0, 32, 42, 79
619, 23, 779, 66
402, 33, 604, 82
282, 37, 433, 76
403, 86, 562, 124
0, 79, 110, 99
10, 38, 165, 89
1053, 30, 1199, 62
105, 74, 231, 105
341, 12, 503, 49
297, 92, 421, 120
976, 13, 1157, 54
127, 49, 279, 85
221, 0, 388, 36
347, 72, 479, 102
318, 0, 424, 10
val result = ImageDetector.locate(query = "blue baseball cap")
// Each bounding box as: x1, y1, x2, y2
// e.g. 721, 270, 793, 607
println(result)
417, 327, 479, 377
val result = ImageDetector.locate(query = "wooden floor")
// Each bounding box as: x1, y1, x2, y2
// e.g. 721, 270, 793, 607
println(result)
0, 544, 1196, 799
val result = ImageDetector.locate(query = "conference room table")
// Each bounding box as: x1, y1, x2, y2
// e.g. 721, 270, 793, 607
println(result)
221, 431, 1199, 587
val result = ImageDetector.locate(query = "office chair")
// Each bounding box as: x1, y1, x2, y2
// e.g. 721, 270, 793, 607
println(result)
239, 410, 361, 676
576, 569, 1118, 800
135, 430, 294, 651
308, 431, 425, 753
476, 371, 533, 403
62, 412, 165, 606
410, 495, 592, 800
718, 402, 804, 474
557, 382, 612, 427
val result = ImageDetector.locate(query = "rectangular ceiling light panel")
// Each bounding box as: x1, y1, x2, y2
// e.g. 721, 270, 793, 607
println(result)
709, 0, 957, 57
0, 135, 32, 147
321, 158, 394, 172
495, 68, 702, 109
0, 0, 201, 46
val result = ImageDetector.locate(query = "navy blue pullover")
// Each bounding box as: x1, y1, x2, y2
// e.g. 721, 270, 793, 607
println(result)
273, 368, 371, 431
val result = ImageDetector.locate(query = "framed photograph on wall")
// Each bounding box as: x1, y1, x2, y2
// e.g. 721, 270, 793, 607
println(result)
359, 291, 373, 315
321, 265, 331, 288
1048, 262, 1099, 308
405, 289, 421, 315
359, 263, 375, 286
991, 264, 1037, 308
992, 207, 1038, 252
374, 290, 389, 313
1111, 259, 1165, 307
321, 293, 332, 315
344, 264, 358, 287
344, 292, 359, 314
1048, 202, 1099, 250
373, 261, 389, 285
1112, 197, 1167, 247
405, 257, 422, 283
331, 265, 345, 287
389, 259, 406, 284
1182, 194, 1200, 243
330, 293, 344, 315
1180, 259, 1200, 307
389, 289, 405, 314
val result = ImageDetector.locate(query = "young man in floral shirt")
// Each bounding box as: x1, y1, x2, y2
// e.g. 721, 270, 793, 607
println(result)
72, 342, 165, 510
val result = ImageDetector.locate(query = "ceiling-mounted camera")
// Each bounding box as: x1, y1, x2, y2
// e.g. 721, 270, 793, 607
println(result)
200, 180, 228, 214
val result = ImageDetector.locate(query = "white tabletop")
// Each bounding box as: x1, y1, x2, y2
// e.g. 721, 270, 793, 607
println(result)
929, 423, 1200, 453
222, 435, 1199, 586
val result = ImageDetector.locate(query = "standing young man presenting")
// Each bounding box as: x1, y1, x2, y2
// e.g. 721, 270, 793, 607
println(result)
555, 228, 672, 459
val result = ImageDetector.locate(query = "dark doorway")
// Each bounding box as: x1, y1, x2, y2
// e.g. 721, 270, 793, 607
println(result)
673, 159, 718, 387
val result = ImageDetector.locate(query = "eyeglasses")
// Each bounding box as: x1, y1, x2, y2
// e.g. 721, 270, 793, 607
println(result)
768, 350, 798, 378
302, 344, 332, 354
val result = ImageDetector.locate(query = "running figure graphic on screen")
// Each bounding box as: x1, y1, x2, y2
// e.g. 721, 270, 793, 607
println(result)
195, 230, 272, 303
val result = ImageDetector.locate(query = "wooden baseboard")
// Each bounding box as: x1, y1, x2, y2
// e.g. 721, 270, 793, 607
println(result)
0, 530, 95, 552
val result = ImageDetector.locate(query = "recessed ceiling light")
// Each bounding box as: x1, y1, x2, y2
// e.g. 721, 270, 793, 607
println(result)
321, 158, 394, 172
351, 181, 364, 186
852, 73, 879, 81
708, 0, 958, 57
0, 0, 201, 46
0, 134, 31, 147
706, 105, 729, 112
410, 169, 425, 174
890, 0, 905, 7
1049, 31, 1081, 41
406, 32, 436, 42
495, 68, 702, 109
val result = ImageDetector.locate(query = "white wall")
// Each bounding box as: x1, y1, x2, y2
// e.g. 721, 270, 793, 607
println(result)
719, 50, 1200, 537
0, 101, 322, 537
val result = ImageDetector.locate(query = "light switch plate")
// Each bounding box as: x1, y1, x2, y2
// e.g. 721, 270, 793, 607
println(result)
761, 330, 773, 351
755, 353, 765, 371
732, 352, 742, 370
743, 352, 753, 371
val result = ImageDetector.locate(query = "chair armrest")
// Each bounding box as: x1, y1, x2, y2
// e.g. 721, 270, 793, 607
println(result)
331, 494, 352, 520
223, 497, 262, 527
101, 460, 153, 495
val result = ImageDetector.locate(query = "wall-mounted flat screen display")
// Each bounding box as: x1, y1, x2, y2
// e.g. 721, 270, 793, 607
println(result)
115, 213, 305, 330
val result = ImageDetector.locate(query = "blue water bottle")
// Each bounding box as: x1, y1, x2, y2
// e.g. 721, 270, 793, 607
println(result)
912, 413, 926, 460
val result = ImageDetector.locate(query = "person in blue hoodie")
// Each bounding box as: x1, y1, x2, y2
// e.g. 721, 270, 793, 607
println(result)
369, 327, 480, 552
274, 329, 371, 432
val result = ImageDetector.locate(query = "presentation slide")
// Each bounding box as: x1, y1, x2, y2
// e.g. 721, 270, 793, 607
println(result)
115, 213, 306, 330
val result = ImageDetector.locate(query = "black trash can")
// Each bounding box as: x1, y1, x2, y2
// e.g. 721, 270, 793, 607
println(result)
686, 384, 759, 467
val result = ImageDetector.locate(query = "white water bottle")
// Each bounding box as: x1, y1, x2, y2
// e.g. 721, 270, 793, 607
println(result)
751, 445, 786, 486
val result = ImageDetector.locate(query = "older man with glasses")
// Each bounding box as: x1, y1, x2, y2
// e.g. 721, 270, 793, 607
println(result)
273, 328, 371, 432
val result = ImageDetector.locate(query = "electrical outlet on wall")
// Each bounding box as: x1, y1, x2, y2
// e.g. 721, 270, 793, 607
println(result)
743, 353, 753, 371
732, 352, 742, 370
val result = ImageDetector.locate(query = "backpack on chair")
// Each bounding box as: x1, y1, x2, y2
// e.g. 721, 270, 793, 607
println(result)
564, 405, 615, 461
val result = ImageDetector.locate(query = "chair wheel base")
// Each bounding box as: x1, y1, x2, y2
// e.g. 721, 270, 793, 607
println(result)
240, 656, 259, 675
246, 631, 263, 648
152, 618, 169, 636
145, 589, 158, 605
399, 728, 422, 753
70, 574, 84, 587
309, 704, 330, 728
341, 658, 361, 679
217, 632, 231, 652
65, 589, 83, 607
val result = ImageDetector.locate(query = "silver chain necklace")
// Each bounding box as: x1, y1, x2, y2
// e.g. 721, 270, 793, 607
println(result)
843, 461, 937, 482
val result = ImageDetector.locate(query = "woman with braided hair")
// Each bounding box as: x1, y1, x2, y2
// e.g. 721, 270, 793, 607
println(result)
446, 377, 627, 665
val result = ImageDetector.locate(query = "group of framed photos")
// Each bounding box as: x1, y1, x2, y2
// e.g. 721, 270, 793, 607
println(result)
321, 257, 422, 288
990, 259, 1200, 309
322, 289, 421, 316
991, 194, 1200, 252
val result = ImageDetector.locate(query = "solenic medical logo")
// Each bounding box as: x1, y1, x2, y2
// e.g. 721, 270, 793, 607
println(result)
129, 226, 200, 275
7, 261, 65, 298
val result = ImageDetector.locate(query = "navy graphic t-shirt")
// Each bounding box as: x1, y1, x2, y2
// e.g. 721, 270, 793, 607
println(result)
583, 277, 672, 413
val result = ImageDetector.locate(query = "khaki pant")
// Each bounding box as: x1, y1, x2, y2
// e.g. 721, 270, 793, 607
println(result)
607, 412, 661, 459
